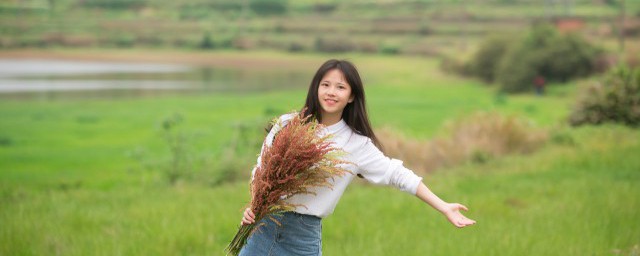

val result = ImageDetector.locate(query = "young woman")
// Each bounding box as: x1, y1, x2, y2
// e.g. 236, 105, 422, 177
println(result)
239, 59, 475, 256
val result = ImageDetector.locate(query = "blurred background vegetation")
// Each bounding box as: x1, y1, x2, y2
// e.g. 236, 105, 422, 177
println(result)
2, 0, 638, 54
1, 0, 639, 255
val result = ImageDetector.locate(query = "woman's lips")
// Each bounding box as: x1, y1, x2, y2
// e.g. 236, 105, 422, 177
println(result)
324, 99, 337, 105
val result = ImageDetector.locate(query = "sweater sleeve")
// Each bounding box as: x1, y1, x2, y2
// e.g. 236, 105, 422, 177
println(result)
355, 138, 423, 195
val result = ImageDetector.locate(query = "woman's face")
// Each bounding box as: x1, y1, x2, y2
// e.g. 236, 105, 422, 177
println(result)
317, 69, 354, 118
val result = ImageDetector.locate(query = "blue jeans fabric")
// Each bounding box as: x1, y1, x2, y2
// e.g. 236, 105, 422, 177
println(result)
239, 212, 322, 256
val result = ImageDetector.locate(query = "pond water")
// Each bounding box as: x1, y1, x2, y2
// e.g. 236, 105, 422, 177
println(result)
0, 59, 311, 100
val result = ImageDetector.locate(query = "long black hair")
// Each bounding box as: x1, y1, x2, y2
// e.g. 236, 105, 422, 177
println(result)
301, 59, 382, 149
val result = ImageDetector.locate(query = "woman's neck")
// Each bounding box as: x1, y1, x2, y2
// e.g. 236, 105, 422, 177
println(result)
320, 112, 342, 126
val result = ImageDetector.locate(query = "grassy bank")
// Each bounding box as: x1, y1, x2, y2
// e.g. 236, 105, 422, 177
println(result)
2, 125, 638, 255
1, 50, 638, 255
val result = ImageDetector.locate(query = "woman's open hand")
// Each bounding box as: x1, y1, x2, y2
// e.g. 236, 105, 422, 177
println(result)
442, 203, 476, 228
241, 208, 255, 226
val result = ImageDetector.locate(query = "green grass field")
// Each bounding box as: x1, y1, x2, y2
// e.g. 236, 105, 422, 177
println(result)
1, 50, 639, 255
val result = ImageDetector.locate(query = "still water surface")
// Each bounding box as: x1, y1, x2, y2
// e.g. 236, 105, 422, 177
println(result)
0, 59, 310, 100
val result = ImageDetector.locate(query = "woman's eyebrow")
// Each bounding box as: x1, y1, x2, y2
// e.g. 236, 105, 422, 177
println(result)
321, 80, 346, 86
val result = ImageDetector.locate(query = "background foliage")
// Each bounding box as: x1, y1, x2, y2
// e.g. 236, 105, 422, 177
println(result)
1, 0, 639, 255
570, 66, 640, 127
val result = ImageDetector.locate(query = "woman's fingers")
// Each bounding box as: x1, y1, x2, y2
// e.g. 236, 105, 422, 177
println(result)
449, 207, 476, 228
458, 217, 476, 227
245, 208, 255, 221
449, 203, 475, 228
452, 203, 469, 212
242, 208, 255, 225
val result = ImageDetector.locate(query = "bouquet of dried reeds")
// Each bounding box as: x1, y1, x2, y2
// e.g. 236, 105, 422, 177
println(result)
225, 112, 351, 256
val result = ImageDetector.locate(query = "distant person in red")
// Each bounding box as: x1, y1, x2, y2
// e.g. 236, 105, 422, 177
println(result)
534, 75, 545, 96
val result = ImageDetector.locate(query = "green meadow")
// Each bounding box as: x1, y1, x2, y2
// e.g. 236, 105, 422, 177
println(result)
1, 51, 639, 255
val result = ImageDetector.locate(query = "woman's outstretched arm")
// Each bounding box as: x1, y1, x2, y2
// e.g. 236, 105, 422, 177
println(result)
415, 182, 476, 228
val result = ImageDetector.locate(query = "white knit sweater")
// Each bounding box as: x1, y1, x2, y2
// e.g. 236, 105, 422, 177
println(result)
251, 113, 423, 218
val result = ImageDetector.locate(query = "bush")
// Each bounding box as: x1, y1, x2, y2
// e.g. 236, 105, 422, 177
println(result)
418, 24, 432, 35
113, 34, 135, 48
314, 36, 356, 53
539, 33, 601, 82
135, 34, 164, 47
379, 44, 400, 55
440, 55, 473, 77
492, 24, 601, 93
250, 0, 287, 16
159, 113, 195, 185
495, 43, 539, 93
82, 0, 146, 9
287, 41, 306, 52
199, 32, 215, 49
431, 112, 547, 167
378, 112, 547, 174
313, 3, 337, 14
470, 35, 512, 83
569, 66, 640, 127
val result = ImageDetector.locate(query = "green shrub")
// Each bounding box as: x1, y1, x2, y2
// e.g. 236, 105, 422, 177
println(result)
159, 113, 194, 185
199, 32, 215, 49
211, 2, 243, 12
313, 3, 337, 14
0, 136, 13, 147
135, 34, 164, 47
82, 0, 146, 9
418, 24, 432, 35
493, 24, 601, 93
569, 66, 640, 127
496, 42, 539, 93
218, 37, 234, 49
470, 35, 512, 83
440, 55, 473, 77
314, 36, 356, 53
549, 127, 577, 146
379, 44, 400, 55
539, 33, 601, 82
113, 34, 135, 48
287, 41, 305, 52
179, 2, 242, 20
250, 0, 287, 16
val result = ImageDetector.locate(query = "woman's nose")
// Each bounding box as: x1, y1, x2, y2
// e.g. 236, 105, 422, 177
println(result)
327, 86, 337, 95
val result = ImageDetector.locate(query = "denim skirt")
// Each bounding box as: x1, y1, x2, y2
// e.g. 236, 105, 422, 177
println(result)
239, 212, 322, 256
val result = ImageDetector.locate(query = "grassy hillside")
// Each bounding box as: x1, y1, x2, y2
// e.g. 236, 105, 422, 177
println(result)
2, 0, 638, 56
1, 50, 639, 255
